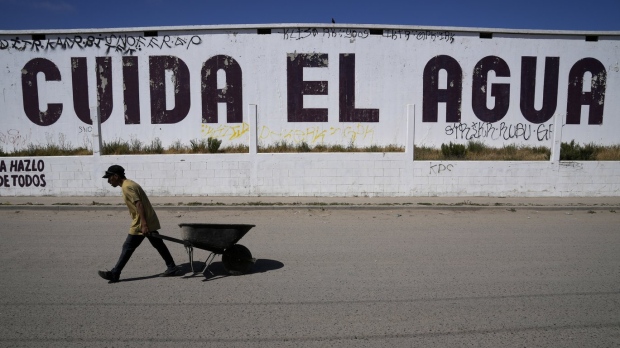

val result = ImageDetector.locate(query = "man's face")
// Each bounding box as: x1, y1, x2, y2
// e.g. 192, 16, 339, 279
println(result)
107, 174, 121, 187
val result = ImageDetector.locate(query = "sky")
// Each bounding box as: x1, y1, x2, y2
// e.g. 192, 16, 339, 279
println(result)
0, 0, 619, 32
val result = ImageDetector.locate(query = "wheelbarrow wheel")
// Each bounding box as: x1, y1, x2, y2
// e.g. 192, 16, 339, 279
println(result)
222, 244, 253, 275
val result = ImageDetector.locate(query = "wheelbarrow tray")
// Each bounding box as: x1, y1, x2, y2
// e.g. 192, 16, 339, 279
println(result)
178, 223, 255, 253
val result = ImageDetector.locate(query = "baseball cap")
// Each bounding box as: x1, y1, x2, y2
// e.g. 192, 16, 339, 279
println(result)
103, 165, 125, 178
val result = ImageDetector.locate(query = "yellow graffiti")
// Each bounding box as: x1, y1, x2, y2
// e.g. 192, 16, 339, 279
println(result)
201, 122, 249, 140
259, 124, 375, 144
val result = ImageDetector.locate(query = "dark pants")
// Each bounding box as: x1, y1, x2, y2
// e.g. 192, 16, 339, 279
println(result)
111, 233, 176, 277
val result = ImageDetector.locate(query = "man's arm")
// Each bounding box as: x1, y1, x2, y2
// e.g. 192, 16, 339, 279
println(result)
135, 200, 150, 235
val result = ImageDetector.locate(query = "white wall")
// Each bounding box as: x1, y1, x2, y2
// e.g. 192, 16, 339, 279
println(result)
1, 153, 618, 198
0, 111, 618, 197
1, 24, 619, 198
1, 24, 619, 153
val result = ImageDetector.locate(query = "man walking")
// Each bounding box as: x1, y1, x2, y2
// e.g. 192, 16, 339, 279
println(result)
98, 165, 179, 283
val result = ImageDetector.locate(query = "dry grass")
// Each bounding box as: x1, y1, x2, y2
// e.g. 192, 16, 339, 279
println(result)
412, 146, 441, 160
467, 145, 550, 161
595, 145, 620, 160
560, 141, 620, 161
415, 141, 551, 161
102, 138, 247, 155
415, 141, 620, 161
220, 144, 250, 153
3, 143, 91, 157
258, 141, 404, 153
1, 138, 619, 161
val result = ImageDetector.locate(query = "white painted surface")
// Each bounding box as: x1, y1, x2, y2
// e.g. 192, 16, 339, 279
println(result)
1, 153, 618, 197
0, 104, 617, 198
1, 24, 619, 153
1, 24, 619, 198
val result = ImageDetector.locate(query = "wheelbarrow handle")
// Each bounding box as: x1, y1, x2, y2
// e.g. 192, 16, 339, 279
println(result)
150, 232, 192, 247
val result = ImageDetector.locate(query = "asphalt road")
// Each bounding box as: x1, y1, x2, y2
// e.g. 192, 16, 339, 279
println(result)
0, 206, 619, 347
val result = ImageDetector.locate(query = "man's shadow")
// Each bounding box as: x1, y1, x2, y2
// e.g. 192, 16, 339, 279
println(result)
177, 258, 284, 282
117, 259, 283, 283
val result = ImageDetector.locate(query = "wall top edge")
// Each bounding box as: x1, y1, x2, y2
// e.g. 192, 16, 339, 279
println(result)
1, 23, 619, 37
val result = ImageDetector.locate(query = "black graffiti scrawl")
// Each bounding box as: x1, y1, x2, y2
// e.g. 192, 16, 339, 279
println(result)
1, 34, 202, 55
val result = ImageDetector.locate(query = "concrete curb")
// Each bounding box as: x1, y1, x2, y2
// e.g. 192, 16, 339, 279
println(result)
2, 203, 618, 212
2, 196, 619, 211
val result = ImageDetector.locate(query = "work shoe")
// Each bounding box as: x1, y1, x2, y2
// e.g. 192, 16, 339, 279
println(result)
160, 266, 180, 277
98, 270, 119, 283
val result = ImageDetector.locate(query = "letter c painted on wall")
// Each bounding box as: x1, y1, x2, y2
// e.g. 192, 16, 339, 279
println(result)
22, 58, 63, 126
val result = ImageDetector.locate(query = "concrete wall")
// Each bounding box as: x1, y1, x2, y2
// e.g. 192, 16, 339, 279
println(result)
1, 153, 618, 198
1, 24, 620, 153
1, 112, 618, 197
1, 24, 619, 198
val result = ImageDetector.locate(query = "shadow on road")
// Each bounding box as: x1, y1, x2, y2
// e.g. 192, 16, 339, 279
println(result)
115, 259, 284, 283
118, 274, 161, 283
175, 258, 284, 282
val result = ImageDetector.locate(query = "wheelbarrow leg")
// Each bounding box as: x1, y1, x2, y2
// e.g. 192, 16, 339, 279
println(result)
201, 252, 217, 275
184, 245, 195, 273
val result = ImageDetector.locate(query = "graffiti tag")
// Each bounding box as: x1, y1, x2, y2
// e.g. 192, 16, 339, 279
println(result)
201, 122, 249, 141
445, 122, 553, 142
259, 124, 375, 144
0, 34, 202, 55
382, 30, 455, 43
0, 129, 31, 148
283, 28, 371, 40
281, 27, 455, 44
430, 163, 454, 174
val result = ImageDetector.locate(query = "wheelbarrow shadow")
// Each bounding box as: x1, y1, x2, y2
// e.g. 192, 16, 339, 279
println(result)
177, 259, 284, 282
118, 274, 162, 283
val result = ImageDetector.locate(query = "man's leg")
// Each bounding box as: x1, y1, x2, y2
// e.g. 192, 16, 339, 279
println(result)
146, 232, 176, 269
111, 234, 145, 278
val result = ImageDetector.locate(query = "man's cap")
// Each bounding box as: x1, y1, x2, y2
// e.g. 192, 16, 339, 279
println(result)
103, 165, 125, 178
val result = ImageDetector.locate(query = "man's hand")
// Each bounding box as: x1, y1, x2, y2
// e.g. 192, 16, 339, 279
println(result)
141, 223, 151, 236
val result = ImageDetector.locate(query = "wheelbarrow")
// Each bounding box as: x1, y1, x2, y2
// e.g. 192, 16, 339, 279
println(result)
151, 223, 256, 276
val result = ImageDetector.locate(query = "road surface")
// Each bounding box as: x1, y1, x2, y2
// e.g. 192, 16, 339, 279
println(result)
0, 206, 618, 347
